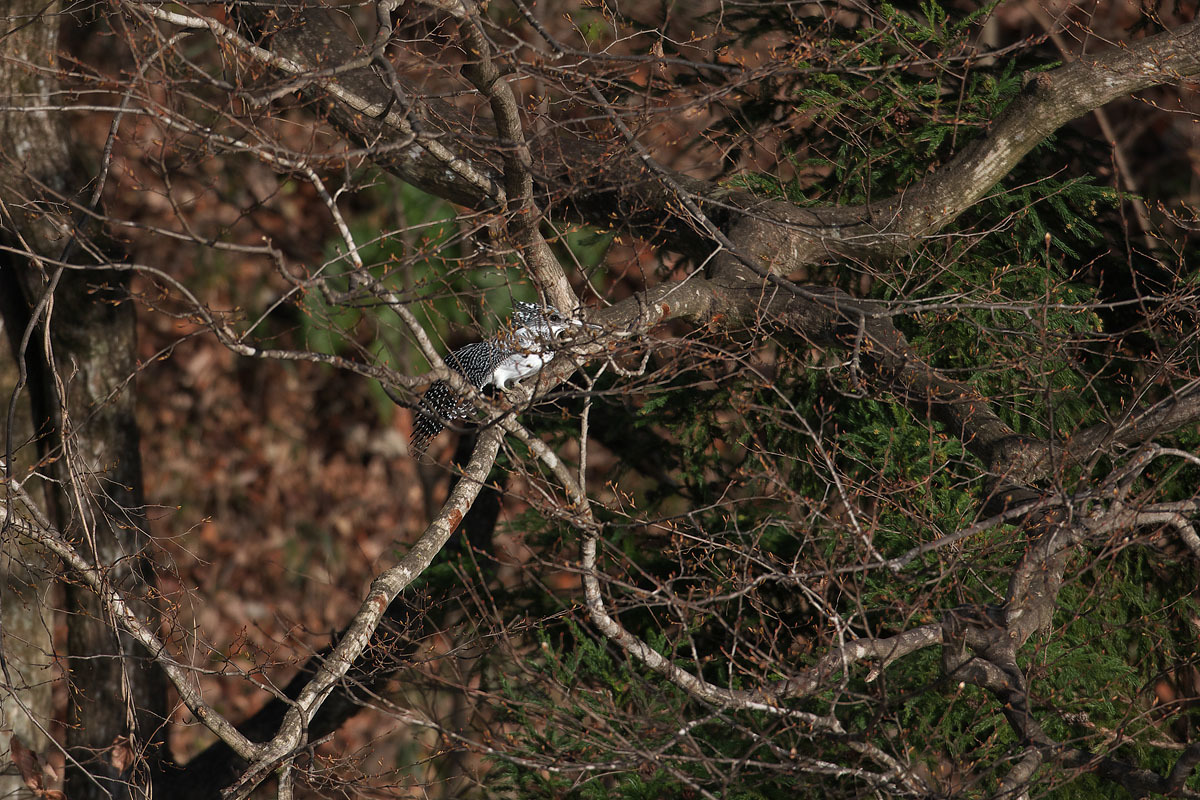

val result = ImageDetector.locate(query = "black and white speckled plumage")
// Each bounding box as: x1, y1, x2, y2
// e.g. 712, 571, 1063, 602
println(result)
410, 303, 587, 455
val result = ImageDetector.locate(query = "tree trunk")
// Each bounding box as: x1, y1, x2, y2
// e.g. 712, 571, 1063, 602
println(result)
0, 306, 54, 800
0, 3, 167, 797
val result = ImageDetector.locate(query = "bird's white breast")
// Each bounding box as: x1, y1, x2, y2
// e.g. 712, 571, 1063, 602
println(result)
492, 350, 551, 390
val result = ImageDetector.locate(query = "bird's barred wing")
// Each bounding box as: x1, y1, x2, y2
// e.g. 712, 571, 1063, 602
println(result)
409, 341, 506, 455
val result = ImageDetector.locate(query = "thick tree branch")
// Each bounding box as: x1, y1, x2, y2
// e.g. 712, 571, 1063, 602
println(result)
723, 19, 1200, 270
210, 5, 1200, 271
440, 0, 576, 309
1067, 380, 1200, 463
773, 624, 943, 698
557, 278, 1196, 497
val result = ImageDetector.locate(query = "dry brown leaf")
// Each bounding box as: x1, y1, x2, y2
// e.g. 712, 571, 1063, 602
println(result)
109, 735, 134, 773
9, 734, 44, 792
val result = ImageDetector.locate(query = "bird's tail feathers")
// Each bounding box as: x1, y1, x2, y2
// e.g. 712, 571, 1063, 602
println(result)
410, 380, 456, 456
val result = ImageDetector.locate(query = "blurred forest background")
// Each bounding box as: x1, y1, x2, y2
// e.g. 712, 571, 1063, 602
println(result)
2, 0, 1200, 798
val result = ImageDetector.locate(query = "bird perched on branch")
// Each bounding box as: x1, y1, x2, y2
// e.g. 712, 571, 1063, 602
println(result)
410, 302, 596, 455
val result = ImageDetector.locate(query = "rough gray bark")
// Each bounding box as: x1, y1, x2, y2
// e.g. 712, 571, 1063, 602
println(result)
0, 3, 167, 798
0, 318, 54, 799
0, 4, 67, 795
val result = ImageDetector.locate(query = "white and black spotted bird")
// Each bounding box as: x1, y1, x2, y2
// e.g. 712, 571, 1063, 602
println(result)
410, 302, 595, 455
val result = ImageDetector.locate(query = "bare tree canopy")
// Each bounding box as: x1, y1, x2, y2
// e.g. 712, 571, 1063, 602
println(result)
1, 1, 1199, 798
